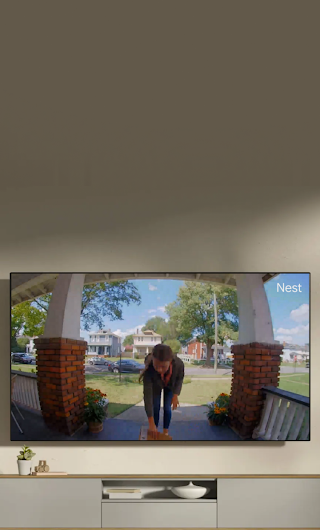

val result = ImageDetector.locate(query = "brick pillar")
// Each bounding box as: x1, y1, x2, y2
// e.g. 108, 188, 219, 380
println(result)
34, 337, 87, 436
228, 342, 283, 439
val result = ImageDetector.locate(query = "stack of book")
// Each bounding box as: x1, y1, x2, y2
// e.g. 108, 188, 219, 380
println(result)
106, 488, 142, 499
31, 471, 68, 476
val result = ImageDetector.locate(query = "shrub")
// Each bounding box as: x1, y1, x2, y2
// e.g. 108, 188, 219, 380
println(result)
84, 388, 108, 424
205, 393, 230, 425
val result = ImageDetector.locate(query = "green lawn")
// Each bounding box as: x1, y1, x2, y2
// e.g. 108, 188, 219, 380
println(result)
187, 360, 231, 368
278, 373, 309, 397
11, 364, 36, 373
85, 374, 144, 418
179, 379, 232, 405
12, 364, 309, 421
281, 361, 307, 368
85, 356, 144, 364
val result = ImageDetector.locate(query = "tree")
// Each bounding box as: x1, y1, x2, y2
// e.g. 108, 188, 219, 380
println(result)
11, 281, 142, 348
11, 301, 46, 338
123, 334, 134, 346
166, 282, 239, 370
142, 316, 179, 343
11, 337, 30, 354
164, 339, 181, 354
33, 281, 141, 332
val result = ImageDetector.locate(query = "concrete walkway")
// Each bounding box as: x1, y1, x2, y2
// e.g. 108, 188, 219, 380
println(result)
114, 399, 209, 423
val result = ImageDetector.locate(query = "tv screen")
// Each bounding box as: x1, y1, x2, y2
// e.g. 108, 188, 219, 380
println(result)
10, 272, 310, 442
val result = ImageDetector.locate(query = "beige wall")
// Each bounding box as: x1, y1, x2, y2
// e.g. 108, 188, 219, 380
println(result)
0, 1, 319, 475
1, 201, 318, 475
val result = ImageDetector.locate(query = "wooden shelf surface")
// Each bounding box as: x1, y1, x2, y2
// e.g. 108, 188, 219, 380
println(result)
1, 474, 320, 478
101, 498, 217, 503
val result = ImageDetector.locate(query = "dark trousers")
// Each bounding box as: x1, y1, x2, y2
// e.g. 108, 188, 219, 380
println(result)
153, 387, 173, 429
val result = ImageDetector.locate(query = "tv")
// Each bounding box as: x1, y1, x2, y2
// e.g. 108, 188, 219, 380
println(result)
10, 272, 310, 442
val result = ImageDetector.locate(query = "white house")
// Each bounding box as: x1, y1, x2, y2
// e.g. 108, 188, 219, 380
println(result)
26, 335, 87, 354
25, 337, 36, 353
132, 329, 162, 356
87, 329, 121, 357
281, 348, 309, 363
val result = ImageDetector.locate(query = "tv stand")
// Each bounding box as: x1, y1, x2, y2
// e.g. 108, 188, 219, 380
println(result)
0, 475, 319, 528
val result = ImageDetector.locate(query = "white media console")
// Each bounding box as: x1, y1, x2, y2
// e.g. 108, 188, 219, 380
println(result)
0, 476, 319, 528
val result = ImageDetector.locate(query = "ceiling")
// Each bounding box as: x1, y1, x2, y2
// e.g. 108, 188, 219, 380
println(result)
10, 272, 278, 306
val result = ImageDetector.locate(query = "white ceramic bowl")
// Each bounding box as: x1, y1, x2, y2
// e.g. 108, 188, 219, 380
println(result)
171, 481, 209, 499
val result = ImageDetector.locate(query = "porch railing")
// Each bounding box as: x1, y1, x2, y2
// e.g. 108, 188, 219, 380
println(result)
11, 370, 41, 412
177, 354, 192, 363
252, 386, 310, 441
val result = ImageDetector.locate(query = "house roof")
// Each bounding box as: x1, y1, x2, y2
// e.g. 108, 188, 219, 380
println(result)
89, 329, 121, 339
133, 329, 162, 337
10, 273, 279, 306
186, 338, 224, 349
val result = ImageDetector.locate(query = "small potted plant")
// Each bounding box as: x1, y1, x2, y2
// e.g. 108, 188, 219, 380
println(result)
205, 393, 230, 426
17, 445, 36, 475
84, 388, 108, 433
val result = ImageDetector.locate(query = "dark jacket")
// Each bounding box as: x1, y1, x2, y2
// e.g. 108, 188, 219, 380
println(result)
142, 354, 185, 418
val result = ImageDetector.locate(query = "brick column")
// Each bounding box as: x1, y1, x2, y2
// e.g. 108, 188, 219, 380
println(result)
35, 337, 87, 436
228, 342, 283, 439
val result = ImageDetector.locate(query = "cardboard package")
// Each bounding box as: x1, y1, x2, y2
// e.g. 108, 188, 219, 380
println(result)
139, 426, 172, 440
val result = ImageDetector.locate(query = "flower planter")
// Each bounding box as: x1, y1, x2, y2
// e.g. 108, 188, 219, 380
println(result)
208, 418, 226, 426
88, 421, 103, 433
17, 459, 33, 475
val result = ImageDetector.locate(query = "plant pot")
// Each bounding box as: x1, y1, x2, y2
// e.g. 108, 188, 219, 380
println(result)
17, 459, 33, 475
208, 419, 224, 426
88, 421, 103, 433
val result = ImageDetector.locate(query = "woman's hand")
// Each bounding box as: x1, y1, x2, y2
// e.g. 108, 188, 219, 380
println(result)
171, 394, 179, 410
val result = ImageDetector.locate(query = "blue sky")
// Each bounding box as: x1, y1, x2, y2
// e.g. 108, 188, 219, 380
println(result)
81, 274, 310, 346
264, 273, 309, 346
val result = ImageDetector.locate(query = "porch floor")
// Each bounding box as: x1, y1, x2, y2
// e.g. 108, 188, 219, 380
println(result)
11, 405, 242, 441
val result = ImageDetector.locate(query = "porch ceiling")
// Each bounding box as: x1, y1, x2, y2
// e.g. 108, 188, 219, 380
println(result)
10, 272, 279, 305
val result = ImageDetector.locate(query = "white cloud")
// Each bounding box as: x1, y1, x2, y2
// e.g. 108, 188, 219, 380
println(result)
290, 304, 309, 323
113, 324, 144, 340
165, 318, 169, 323
276, 324, 309, 336
157, 306, 166, 313
276, 335, 293, 343
148, 309, 157, 314
149, 284, 158, 291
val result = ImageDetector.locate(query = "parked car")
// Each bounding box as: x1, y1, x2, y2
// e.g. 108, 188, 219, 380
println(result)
88, 356, 113, 366
306, 360, 309, 368
11, 353, 35, 364
108, 359, 143, 374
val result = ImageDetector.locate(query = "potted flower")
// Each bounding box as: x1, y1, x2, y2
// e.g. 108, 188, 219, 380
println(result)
205, 393, 230, 426
17, 445, 36, 475
84, 388, 108, 433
